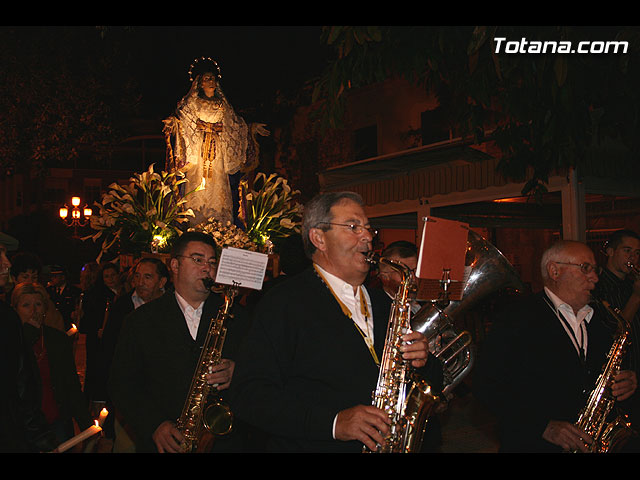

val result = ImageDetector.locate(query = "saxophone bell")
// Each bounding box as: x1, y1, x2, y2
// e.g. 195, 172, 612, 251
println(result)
177, 283, 238, 452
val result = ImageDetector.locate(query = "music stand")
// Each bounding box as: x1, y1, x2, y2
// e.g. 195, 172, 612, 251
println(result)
415, 216, 469, 304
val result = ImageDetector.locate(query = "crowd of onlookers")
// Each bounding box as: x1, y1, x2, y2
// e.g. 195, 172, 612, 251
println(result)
0, 230, 172, 452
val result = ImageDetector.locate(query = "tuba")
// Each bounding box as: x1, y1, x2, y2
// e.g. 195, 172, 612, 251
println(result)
363, 252, 440, 453
176, 279, 238, 453
411, 229, 524, 398
574, 300, 635, 453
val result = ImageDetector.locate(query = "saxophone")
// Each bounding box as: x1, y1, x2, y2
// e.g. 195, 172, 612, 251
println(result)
176, 279, 238, 453
574, 300, 635, 453
363, 253, 440, 453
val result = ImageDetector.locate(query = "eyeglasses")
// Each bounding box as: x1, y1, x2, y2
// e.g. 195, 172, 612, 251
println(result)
554, 261, 602, 275
176, 255, 217, 269
315, 222, 378, 236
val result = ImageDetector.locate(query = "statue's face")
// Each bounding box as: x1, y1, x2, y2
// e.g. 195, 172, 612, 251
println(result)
201, 72, 217, 98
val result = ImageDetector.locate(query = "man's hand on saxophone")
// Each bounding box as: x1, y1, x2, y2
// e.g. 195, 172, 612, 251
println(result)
399, 331, 430, 368
612, 370, 637, 402
206, 358, 236, 391
334, 405, 391, 451
542, 369, 636, 453
152, 421, 186, 454
543, 420, 593, 453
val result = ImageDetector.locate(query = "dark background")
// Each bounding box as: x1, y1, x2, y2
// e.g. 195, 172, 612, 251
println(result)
123, 26, 328, 118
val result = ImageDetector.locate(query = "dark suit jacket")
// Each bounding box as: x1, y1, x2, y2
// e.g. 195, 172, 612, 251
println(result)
108, 290, 249, 452
101, 293, 135, 383
473, 291, 614, 452
230, 266, 443, 452
47, 283, 81, 331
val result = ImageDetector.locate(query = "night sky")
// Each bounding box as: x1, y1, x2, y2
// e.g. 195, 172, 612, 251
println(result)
122, 26, 329, 119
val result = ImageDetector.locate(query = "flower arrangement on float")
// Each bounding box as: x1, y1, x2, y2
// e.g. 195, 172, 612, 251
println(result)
85, 163, 200, 261
188, 218, 260, 254
240, 172, 303, 250
86, 165, 303, 262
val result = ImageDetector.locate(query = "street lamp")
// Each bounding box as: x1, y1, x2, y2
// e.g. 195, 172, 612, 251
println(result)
60, 196, 92, 236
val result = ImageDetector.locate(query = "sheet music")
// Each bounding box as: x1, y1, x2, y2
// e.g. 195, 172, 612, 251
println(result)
215, 247, 269, 290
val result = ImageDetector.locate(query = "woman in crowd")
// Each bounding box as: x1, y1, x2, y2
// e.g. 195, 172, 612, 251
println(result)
11, 282, 92, 445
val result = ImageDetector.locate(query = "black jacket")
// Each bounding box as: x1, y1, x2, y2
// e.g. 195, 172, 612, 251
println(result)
0, 301, 57, 452
230, 266, 444, 452
474, 291, 614, 452
108, 290, 249, 452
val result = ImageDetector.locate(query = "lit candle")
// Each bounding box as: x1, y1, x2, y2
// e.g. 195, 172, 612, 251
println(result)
66, 324, 78, 336
98, 408, 108, 427
54, 421, 102, 453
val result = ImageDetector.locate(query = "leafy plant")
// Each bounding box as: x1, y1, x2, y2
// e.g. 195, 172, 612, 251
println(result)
242, 172, 303, 248
86, 163, 200, 261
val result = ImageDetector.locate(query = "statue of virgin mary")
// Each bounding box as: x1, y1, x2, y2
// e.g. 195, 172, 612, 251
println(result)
163, 57, 268, 226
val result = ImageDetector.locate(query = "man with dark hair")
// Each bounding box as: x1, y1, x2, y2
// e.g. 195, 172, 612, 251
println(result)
10, 251, 42, 284
377, 240, 420, 312
109, 231, 249, 452
593, 229, 640, 423
231, 192, 443, 452
475, 240, 637, 452
594, 229, 640, 327
102, 257, 171, 351
101, 257, 171, 451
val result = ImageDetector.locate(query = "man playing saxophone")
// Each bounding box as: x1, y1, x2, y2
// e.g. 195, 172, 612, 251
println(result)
475, 240, 638, 452
109, 232, 249, 453
593, 229, 640, 424
230, 192, 443, 452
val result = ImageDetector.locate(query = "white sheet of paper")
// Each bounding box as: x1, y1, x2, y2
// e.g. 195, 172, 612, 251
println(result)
215, 247, 269, 290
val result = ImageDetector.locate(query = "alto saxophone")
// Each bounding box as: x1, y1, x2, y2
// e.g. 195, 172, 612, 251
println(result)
176, 279, 238, 453
364, 253, 440, 453
574, 300, 635, 453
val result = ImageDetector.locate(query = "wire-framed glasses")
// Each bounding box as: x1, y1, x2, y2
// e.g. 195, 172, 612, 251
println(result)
315, 222, 378, 236
176, 254, 217, 269
554, 261, 602, 275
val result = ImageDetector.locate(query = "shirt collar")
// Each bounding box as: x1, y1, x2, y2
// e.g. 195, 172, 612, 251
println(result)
314, 263, 362, 299
543, 286, 594, 324
174, 290, 204, 315
131, 291, 145, 309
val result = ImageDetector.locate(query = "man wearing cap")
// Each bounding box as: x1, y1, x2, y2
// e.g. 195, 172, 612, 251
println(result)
1, 231, 58, 452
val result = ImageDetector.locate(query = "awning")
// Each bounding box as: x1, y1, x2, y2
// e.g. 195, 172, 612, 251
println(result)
318, 140, 494, 191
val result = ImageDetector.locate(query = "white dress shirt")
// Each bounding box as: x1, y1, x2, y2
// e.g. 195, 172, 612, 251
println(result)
544, 286, 593, 358
314, 264, 374, 344
174, 290, 204, 340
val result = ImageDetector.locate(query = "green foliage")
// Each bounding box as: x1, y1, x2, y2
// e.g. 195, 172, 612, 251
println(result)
242, 172, 303, 247
0, 26, 140, 176
314, 26, 640, 197
86, 164, 200, 261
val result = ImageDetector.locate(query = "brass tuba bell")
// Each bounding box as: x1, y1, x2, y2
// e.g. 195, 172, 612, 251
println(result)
411, 230, 524, 398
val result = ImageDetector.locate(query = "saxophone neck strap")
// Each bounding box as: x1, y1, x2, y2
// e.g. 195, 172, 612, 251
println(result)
543, 293, 586, 363
313, 265, 379, 366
